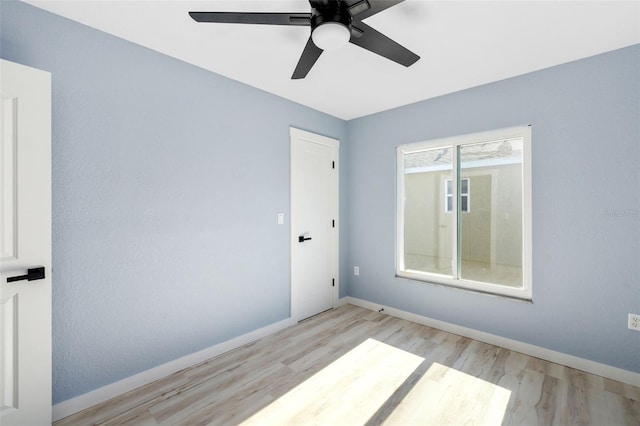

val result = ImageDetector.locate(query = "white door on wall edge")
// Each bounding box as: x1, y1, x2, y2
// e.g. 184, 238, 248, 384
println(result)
290, 127, 339, 322
0, 59, 52, 425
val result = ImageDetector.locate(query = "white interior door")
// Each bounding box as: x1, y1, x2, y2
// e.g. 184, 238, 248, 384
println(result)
0, 59, 52, 425
290, 128, 338, 322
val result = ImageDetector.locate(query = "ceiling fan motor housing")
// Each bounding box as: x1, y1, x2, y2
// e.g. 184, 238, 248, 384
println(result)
310, 3, 352, 31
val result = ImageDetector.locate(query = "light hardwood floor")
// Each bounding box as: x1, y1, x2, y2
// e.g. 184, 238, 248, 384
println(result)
55, 305, 640, 425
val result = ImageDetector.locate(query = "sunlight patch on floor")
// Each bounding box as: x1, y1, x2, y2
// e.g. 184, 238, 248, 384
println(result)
384, 362, 511, 425
241, 338, 423, 425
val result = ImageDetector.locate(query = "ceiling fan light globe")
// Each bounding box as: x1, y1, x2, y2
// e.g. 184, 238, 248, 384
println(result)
312, 22, 350, 51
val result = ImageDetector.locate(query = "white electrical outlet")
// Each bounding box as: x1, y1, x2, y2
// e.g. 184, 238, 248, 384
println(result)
354, 266, 359, 276
629, 313, 640, 331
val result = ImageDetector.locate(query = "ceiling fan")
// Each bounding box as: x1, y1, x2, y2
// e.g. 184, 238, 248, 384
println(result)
189, 0, 420, 79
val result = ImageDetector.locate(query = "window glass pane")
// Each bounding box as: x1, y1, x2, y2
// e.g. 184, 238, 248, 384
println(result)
460, 196, 468, 212
403, 147, 453, 276
458, 138, 523, 287
460, 178, 468, 194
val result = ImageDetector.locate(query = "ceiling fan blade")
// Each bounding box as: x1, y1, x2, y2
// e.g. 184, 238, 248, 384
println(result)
291, 37, 324, 79
349, 22, 419, 67
189, 12, 311, 26
350, 0, 404, 20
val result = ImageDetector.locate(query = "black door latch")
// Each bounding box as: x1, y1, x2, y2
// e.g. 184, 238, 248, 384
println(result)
6, 267, 45, 283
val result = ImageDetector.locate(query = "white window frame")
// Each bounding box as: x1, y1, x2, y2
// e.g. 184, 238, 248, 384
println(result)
396, 125, 532, 300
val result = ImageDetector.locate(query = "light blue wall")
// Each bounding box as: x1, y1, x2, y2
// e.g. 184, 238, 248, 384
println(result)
1, 1, 347, 404
346, 44, 640, 373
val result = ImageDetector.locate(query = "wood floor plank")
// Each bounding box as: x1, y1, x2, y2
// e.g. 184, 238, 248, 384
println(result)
566, 368, 592, 426
535, 374, 560, 425
54, 305, 640, 426
605, 377, 640, 401
503, 368, 545, 425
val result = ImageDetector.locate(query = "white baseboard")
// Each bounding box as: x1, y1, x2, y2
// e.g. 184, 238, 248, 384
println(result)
52, 317, 296, 422
343, 296, 640, 387
335, 296, 349, 307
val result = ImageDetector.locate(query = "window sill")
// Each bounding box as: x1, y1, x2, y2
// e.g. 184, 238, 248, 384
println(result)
396, 270, 533, 302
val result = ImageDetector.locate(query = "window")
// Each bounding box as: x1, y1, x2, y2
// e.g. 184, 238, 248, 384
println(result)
446, 178, 469, 213
396, 126, 532, 300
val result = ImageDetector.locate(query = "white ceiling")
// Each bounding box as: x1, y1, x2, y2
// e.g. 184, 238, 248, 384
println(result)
24, 0, 640, 120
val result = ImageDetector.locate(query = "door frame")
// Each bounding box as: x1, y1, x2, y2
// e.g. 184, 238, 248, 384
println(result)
289, 127, 339, 322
